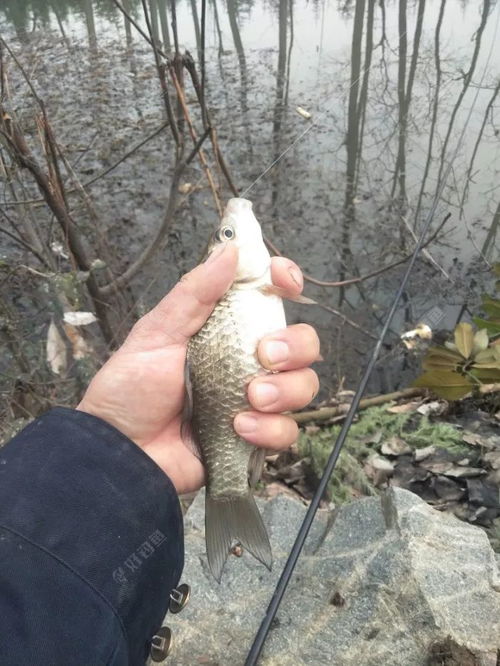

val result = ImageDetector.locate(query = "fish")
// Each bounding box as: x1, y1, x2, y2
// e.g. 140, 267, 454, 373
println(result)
185, 197, 287, 582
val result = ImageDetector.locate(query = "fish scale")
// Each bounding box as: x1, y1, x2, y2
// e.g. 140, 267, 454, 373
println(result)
188, 288, 262, 498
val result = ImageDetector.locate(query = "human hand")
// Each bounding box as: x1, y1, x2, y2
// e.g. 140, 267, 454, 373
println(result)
77, 244, 320, 494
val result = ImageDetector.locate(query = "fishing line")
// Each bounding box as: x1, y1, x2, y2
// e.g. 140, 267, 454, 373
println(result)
245, 6, 500, 664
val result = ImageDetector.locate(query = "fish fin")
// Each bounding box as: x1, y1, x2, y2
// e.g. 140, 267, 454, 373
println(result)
180, 359, 202, 461
248, 447, 267, 488
259, 284, 317, 305
205, 493, 272, 582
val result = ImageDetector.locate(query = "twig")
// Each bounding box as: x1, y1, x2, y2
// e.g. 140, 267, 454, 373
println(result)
265, 213, 451, 288
140, 0, 180, 147
0, 110, 114, 344
99, 162, 184, 296
169, 64, 222, 215
316, 302, 379, 340
183, 53, 239, 196
84, 121, 170, 187
111, 0, 168, 59
292, 388, 425, 424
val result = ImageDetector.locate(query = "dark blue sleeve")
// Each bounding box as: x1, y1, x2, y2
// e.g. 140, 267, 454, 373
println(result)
0, 407, 184, 666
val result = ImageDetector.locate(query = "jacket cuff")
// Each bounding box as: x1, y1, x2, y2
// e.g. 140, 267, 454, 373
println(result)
0, 407, 184, 663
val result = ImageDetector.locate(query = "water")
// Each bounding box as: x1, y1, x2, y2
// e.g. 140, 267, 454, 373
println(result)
0, 0, 499, 408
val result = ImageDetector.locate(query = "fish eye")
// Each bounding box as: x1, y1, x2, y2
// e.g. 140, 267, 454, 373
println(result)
216, 225, 235, 241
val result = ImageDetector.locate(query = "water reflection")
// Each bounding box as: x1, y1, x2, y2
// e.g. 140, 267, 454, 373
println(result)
0, 0, 499, 398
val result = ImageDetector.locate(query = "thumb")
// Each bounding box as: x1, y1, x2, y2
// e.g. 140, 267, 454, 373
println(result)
125, 243, 238, 350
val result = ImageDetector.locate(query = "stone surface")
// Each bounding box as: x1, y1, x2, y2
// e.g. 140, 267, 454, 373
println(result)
164, 489, 500, 665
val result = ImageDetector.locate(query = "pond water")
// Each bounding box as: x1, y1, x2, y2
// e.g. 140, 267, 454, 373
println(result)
0, 0, 499, 406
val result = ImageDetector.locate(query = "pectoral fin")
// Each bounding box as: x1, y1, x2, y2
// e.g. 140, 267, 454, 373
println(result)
259, 284, 317, 305
180, 358, 202, 461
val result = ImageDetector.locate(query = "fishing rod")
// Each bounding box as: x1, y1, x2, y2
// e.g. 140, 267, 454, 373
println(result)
244, 6, 500, 664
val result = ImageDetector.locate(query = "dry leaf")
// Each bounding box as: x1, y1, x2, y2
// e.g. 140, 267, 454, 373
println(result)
416, 400, 446, 416
296, 106, 312, 119
46, 319, 67, 375
386, 401, 422, 414
414, 445, 436, 461
63, 323, 91, 360
63, 311, 98, 326
462, 431, 495, 450
178, 182, 193, 194
381, 436, 411, 456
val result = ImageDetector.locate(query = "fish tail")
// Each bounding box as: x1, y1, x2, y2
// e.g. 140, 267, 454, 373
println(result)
205, 492, 272, 582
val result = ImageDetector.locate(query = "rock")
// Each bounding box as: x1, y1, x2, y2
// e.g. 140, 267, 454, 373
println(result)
165, 488, 500, 665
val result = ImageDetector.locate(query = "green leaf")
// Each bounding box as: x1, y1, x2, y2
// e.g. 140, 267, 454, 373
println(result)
472, 361, 500, 370
474, 348, 497, 364
481, 296, 500, 318
412, 370, 473, 400
472, 328, 489, 355
422, 348, 462, 371
454, 322, 474, 359
470, 367, 500, 382
473, 317, 500, 335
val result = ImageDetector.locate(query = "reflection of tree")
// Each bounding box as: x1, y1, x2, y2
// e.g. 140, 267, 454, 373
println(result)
481, 202, 500, 261
270, 0, 289, 211
354, 0, 374, 189
84, 0, 97, 52
157, 0, 172, 52
226, 0, 253, 157
459, 77, 500, 220
433, 0, 491, 197
414, 0, 446, 227
340, 0, 365, 298
390, 0, 426, 208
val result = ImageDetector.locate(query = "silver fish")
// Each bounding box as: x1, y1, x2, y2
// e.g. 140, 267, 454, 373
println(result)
186, 198, 286, 581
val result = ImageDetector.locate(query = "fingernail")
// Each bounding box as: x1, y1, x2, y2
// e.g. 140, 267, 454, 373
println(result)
234, 413, 258, 434
264, 340, 289, 365
205, 243, 227, 264
253, 382, 279, 408
288, 265, 303, 289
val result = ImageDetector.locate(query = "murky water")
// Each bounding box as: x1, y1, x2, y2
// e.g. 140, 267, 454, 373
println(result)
0, 0, 499, 410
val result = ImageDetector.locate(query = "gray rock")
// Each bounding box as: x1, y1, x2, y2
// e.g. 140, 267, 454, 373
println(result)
164, 488, 500, 665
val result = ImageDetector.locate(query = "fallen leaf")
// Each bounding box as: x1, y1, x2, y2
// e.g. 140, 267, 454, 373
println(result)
462, 431, 496, 450
178, 182, 193, 194
296, 106, 312, 119
381, 436, 411, 456
416, 400, 446, 416
46, 319, 67, 375
387, 400, 422, 414
63, 311, 98, 326
63, 323, 91, 360
484, 451, 500, 470
414, 445, 436, 461
443, 466, 487, 479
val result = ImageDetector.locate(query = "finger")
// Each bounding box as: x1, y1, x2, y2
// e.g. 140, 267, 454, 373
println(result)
125, 243, 238, 350
248, 368, 319, 413
258, 323, 320, 371
270, 257, 303, 296
233, 412, 298, 450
